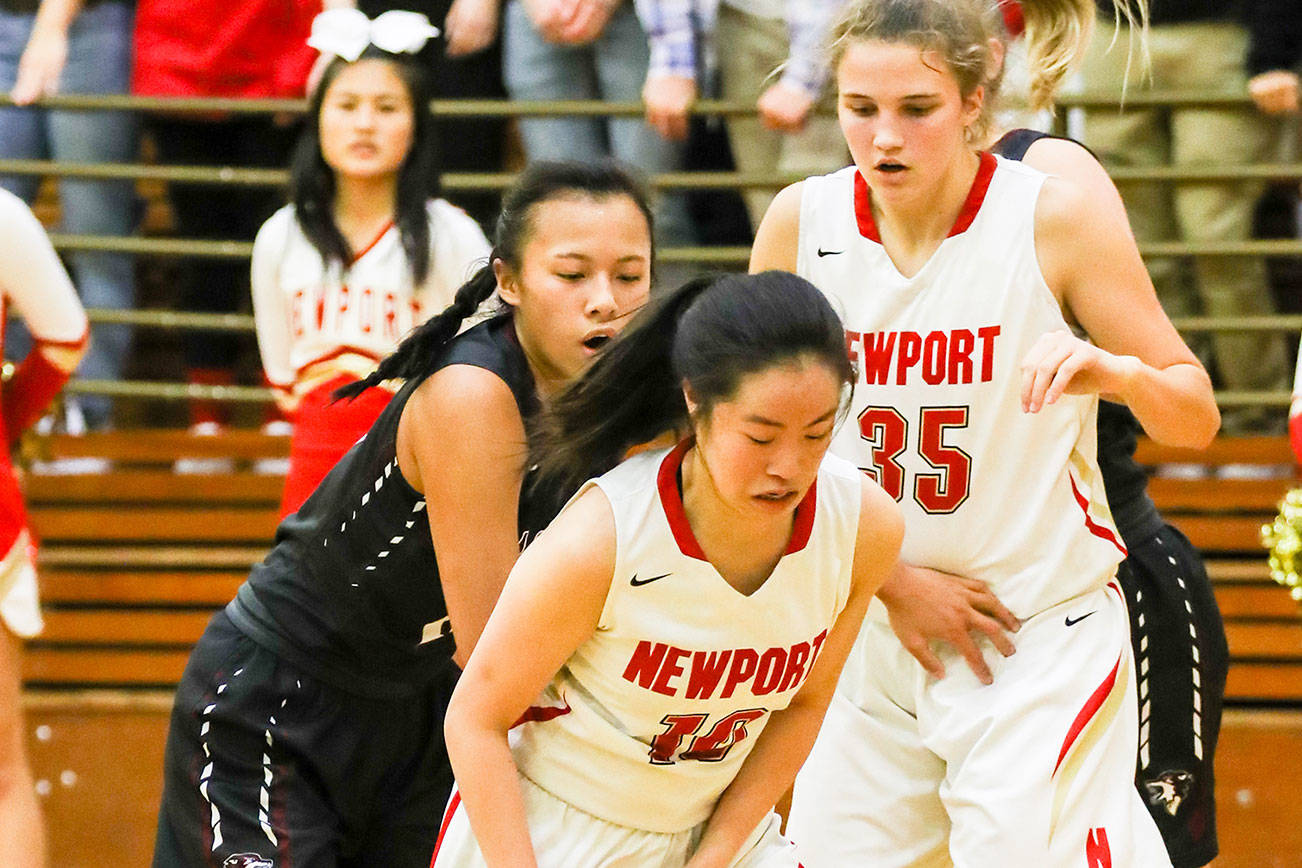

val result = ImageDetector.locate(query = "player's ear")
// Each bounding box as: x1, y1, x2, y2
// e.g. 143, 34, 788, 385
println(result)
495, 258, 521, 307
682, 380, 699, 419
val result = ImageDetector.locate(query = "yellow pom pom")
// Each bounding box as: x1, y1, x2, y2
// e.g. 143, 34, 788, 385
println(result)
1264, 487, 1302, 606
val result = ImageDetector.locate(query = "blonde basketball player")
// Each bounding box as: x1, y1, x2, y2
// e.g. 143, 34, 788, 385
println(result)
750, 0, 1218, 865
434, 271, 903, 867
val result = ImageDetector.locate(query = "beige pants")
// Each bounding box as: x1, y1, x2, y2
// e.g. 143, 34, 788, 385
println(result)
717, 5, 848, 233
1079, 21, 1289, 431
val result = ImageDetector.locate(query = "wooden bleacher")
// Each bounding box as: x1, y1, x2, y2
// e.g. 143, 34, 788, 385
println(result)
17, 429, 1302, 704
22, 430, 283, 690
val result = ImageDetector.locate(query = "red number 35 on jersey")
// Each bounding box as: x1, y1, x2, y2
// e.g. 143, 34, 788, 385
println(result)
859, 404, 972, 514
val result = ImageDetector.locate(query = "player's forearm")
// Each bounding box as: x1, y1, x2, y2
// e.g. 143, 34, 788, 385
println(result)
443, 701, 538, 866
1113, 358, 1219, 449
687, 703, 827, 866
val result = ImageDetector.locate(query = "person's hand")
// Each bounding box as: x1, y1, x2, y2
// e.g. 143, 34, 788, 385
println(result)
445, 0, 501, 57
523, 0, 612, 44
877, 564, 1020, 685
643, 74, 696, 141
1248, 70, 1300, 115
756, 81, 815, 133
1020, 329, 1140, 413
551, 0, 616, 44
11, 27, 68, 105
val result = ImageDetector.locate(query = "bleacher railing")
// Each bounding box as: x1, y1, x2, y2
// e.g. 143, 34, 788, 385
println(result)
1, 91, 1298, 410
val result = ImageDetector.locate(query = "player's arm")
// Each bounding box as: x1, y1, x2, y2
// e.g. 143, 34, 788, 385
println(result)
398, 364, 529, 669
443, 486, 616, 867
748, 182, 804, 274
250, 219, 297, 415
1028, 173, 1219, 448
0, 192, 88, 443
686, 479, 903, 868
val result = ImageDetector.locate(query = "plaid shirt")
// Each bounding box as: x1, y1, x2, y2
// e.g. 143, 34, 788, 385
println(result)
633, 0, 843, 98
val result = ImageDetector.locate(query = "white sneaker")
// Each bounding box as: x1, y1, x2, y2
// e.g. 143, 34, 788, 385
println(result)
1154, 463, 1212, 480
260, 420, 293, 437
1217, 463, 1294, 481
29, 456, 112, 475
174, 422, 235, 474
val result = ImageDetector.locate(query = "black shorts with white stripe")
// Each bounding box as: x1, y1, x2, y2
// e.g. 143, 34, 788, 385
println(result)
1116, 524, 1228, 868
152, 610, 459, 868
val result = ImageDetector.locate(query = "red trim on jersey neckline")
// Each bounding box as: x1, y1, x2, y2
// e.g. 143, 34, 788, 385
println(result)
853, 151, 998, 243
1053, 651, 1123, 776
350, 219, 395, 264
656, 439, 817, 562
292, 344, 386, 379
1068, 475, 1128, 557
431, 789, 461, 865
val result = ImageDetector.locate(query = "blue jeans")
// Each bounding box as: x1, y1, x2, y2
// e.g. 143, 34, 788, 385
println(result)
502, 0, 693, 246
0, 1, 138, 427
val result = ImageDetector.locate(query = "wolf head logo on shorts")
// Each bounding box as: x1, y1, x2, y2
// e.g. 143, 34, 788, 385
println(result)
223, 854, 273, 868
1143, 769, 1194, 816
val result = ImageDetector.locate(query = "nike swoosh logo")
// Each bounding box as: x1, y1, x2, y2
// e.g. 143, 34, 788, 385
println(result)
817, 248, 843, 257
1065, 611, 1097, 627
630, 572, 671, 587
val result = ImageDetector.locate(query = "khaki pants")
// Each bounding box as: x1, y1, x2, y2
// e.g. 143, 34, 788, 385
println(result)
1080, 21, 1289, 431
717, 5, 848, 233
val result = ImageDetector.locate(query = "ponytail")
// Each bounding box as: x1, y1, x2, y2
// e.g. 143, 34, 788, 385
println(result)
333, 262, 499, 400
1018, 0, 1148, 111
531, 276, 717, 497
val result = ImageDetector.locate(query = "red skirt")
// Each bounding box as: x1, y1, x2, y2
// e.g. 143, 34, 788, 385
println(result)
280, 376, 395, 518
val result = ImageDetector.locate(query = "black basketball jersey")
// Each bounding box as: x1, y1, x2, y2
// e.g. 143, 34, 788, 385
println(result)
226, 315, 564, 697
990, 128, 1164, 546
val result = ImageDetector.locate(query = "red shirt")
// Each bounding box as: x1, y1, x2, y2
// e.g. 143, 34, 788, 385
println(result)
133, 0, 321, 98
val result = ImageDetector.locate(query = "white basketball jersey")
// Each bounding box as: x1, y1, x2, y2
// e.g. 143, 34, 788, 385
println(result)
252, 199, 489, 404
796, 155, 1124, 619
512, 442, 863, 833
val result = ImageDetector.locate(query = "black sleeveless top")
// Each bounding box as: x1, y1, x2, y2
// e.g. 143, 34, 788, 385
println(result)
991, 129, 1164, 546
227, 315, 566, 697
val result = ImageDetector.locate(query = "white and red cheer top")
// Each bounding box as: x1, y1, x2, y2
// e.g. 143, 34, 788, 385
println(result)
251, 199, 490, 410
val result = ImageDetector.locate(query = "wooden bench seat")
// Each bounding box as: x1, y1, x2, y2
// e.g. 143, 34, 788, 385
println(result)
16, 430, 1302, 705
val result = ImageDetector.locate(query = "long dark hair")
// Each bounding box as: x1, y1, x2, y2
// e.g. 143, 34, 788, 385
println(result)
290, 47, 440, 285
335, 160, 656, 400
534, 270, 856, 497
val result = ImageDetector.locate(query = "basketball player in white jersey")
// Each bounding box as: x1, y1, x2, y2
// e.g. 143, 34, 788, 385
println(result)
0, 188, 89, 867
253, 11, 490, 516
749, 1, 1218, 865
434, 271, 903, 867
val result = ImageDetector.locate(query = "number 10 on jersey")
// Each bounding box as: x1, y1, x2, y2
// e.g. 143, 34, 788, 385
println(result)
859, 405, 972, 514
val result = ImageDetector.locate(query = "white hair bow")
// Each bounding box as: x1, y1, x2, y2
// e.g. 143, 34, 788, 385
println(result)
308, 9, 441, 63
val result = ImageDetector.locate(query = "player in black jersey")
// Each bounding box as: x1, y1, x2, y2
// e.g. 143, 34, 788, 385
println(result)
151, 162, 655, 868
990, 126, 1228, 868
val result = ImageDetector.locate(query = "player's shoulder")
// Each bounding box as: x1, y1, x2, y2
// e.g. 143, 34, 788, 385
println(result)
255, 203, 299, 246
426, 198, 483, 234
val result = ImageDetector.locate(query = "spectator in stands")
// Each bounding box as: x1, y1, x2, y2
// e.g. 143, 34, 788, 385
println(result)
1, 0, 136, 432
1079, 0, 1295, 435
499, 0, 694, 248
132, 0, 318, 440
313, 0, 512, 231
255, 9, 489, 517
636, 0, 848, 233
0, 188, 88, 868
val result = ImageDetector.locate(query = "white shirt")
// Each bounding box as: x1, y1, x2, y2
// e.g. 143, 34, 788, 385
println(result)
512, 443, 862, 833
251, 199, 489, 407
797, 156, 1124, 619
